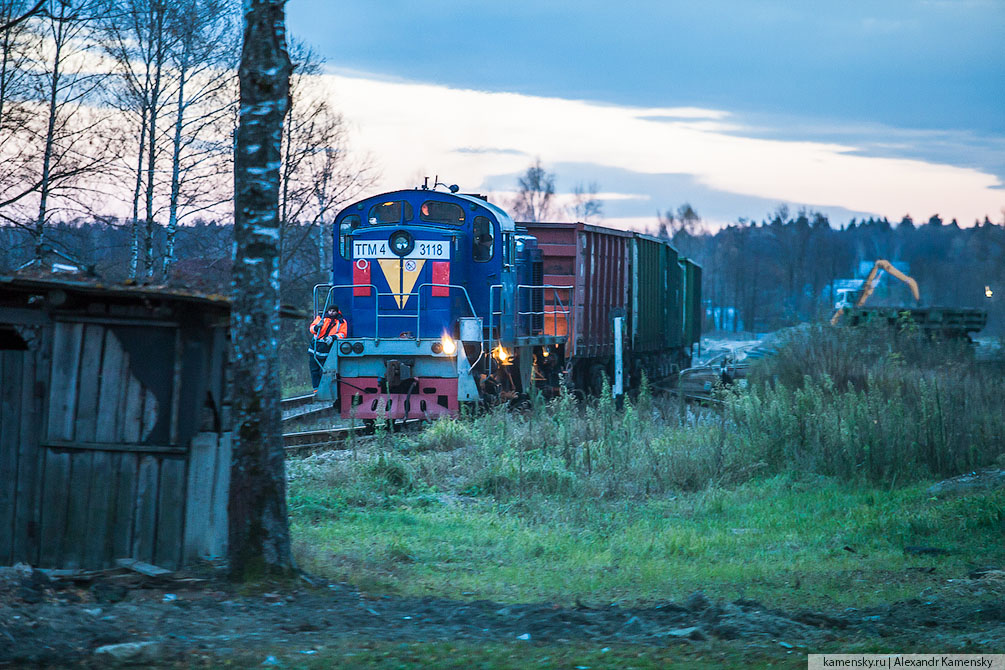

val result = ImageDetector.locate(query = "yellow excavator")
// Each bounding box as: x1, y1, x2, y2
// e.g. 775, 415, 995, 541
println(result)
830, 260, 920, 325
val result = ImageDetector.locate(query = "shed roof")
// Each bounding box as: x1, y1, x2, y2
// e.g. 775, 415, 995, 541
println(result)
0, 276, 306, 318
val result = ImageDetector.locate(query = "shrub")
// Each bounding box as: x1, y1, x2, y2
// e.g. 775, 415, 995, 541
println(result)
735, 325, 1005, 482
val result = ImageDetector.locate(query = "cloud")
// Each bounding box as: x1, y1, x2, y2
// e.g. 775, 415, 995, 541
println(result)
453, 147, 527, 156
317, 72, 1005, 225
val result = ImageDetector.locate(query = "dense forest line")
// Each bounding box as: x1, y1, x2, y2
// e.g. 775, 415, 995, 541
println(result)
665, 208, 1004, 334
3, 208, 1002, 339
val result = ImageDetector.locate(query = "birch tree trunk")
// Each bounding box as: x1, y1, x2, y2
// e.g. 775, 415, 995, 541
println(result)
143, 1, 166, 280
34, 0, 67, 263
129, 105, 147, 280
163, 62, 185, 279
229, 0, 294, 580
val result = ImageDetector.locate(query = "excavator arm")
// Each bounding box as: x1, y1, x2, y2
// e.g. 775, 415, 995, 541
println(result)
831, 259, 921, 325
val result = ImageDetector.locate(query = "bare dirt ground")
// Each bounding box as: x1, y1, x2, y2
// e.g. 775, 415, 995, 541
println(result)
2, 562, 1003, 667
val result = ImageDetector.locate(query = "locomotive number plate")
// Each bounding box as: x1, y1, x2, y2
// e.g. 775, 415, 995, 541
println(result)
353, 240, 450, 260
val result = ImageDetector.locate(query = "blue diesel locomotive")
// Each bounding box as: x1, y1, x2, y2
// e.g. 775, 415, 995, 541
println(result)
313, 185, 569, 420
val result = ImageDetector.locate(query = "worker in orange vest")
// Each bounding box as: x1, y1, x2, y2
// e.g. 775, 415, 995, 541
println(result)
309, 305, 347, 391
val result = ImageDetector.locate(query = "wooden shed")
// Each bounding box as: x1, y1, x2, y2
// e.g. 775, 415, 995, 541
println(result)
0, 277, 232, 570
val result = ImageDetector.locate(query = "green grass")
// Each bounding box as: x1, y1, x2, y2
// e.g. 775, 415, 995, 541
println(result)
291, 473, 1005, 609
287, 328, 1005, 616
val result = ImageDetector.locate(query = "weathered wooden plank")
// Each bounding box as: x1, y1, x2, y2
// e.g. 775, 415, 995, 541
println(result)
95, 329, 124, 443
141, 385, 159, 444
110, 453, 136, 561
130, 455, 158, 563
41, 440, 186, 455
154, 456, 185, 569
169, 328, 182, 445
53, 315, 180, 328
209, 328, 226, 429
208, 432, 231, 558
84, 450, 115, 568
0, 351, 20, 565
122, 370, 144, 444
183, 433, 217, 562
47, 321, 84, 442
115, 557, 172, 576
74, 324, 105, 443
38, 449, 71, 568
14, 323, 48, 565
62, 450, 94, 569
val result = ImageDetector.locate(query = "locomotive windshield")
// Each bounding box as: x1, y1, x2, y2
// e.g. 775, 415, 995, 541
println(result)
338, 214, 360, 258
419, 200, 465, 225
368, 201, 413, 225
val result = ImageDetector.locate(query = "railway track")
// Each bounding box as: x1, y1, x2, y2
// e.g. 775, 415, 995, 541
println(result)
281, 393, 339, 423
283, 421, 423, 453
281, 390, 423, 452
283, 425, 362, 452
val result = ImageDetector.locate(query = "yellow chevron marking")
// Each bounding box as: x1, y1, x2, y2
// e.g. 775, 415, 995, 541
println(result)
400, 259, 425, 307
377, 258, 427, 308
377, 259, 401, 306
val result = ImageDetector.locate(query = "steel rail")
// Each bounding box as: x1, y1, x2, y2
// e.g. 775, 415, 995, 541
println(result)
280, 394, 317, 412
283, 419, 423, 452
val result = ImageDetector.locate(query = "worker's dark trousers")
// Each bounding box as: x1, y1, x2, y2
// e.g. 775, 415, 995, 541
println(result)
310, 355, 327, 390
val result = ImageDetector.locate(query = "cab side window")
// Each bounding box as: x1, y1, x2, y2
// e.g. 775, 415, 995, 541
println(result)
339, 215, 360, 258
473, 216, 494, 262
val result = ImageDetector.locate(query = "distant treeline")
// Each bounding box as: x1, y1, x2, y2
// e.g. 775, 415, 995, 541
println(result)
3, 208, 1002, 337
658, 208, 1003, 335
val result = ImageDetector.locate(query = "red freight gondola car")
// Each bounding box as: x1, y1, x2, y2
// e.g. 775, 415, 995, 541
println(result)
523, 221, 698, 394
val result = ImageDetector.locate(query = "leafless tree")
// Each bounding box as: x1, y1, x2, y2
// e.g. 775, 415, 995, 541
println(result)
229, 0, 294, 579
99, 0, 177, 280
568, 181, 602, 223
511, 158, 555, 222
0, 0, 38, 222
161, 0, 239, 279
278, 42, 376, 280
658, 202, 700, 237
0, 0, 112, 262
0, 0, 48, 32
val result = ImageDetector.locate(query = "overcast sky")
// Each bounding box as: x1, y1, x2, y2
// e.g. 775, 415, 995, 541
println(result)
286, 0, 1005, 230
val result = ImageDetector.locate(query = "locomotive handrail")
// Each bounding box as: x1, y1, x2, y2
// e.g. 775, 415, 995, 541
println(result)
487, 283, 572, 374
313, 282, 477, 344
415, 283, 478, 342
516, 284, 571, 326
516, 284, 571, 338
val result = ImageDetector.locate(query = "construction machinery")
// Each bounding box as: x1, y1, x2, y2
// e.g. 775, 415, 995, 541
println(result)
830, 260, 920, 325
831, 259, 986, 339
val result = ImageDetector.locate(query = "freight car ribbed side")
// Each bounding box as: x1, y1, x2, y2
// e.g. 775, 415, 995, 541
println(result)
681, 258, 702, 348
633, 234, 682, 352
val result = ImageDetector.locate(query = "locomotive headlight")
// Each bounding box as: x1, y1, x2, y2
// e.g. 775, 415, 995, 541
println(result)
440, 334, 456, 355
352, 342, 364, 354
494, 346, 510, 363
339, 342, 353, 355
389, 230, 413, 257
431, 342, 442, 354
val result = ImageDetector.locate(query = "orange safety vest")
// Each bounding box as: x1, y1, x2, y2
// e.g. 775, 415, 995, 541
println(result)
310, 315, 347, 339
308, 315, 347, 356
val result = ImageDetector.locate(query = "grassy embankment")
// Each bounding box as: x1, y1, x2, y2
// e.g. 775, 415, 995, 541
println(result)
288, 325, 1005, 610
